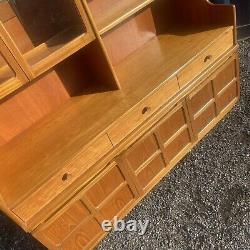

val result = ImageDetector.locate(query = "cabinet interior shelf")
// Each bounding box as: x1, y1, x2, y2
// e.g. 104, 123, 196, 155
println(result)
23, 29, 94, 76
88, 0, 154, 34
0, 25, 232, 209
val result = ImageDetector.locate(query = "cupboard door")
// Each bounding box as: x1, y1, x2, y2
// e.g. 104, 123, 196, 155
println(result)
34, 201, 102, 250
155, 103, 193, 164
213, 57, 238, 113
82, 162, 136, 221
186, 79, 216, 137
187, 55, 239, 139
0, 38, 27, 99
118, 132, 166, 193
0, 0, 94, 78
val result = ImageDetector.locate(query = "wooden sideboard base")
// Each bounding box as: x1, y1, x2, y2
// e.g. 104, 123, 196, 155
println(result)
33, 53, 240, 250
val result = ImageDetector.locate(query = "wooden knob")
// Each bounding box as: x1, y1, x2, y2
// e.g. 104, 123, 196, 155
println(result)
204, 55, 213, 63
142, 106, 151, 114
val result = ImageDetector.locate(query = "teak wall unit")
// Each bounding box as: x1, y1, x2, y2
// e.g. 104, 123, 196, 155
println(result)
0, 0, 239, 249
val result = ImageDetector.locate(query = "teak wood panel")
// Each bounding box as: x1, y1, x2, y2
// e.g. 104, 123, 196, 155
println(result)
102, 7, 156, 66
82, 163, 136, 221
0, 71, 71, 145
34, 201, 103, 250
155, 104, 193, 164
117, 102, 193, 193
118, 132, 165, 193
178, 27, 234, 88
186, 55, 239, 139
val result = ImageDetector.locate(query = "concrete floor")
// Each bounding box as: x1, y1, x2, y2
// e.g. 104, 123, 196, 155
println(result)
0, 39, 249, 250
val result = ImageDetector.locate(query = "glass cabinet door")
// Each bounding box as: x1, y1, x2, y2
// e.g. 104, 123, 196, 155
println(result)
0, 0, 94, 77
0, 38, 27, 100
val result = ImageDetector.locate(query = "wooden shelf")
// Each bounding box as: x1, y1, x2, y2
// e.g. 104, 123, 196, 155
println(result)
0, 25, 232, 210
24, 29, 95, 76
115, 26, 233, 90
0, 0, 95, 78
88, 0, 154, 34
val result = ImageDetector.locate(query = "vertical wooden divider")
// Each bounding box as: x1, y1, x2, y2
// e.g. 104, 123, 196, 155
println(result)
182, 99, 196, 143
0, 37, 27, 83
81, 0, 121, 89
116, 154, 144, 196
0, 23, 34, 79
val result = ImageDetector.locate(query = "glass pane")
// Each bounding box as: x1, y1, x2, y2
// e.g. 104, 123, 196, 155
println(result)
0, 0, 86, 67
0, 52, 15, 85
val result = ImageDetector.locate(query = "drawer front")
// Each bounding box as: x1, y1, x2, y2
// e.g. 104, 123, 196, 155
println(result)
107, 76, 179, 145
155, 104, 193, 164
178, 28, 234, 88
83, 163, 136, 220
14, 134, 113, 227
34, 201, 91, 249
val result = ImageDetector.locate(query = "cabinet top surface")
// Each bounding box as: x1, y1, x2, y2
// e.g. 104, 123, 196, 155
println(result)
0, 25, 233, 212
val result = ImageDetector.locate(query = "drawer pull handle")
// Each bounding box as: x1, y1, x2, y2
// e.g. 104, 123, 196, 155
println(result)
142, 106, 151, 115
204, 55, 213, 63
62, 173, 72, 182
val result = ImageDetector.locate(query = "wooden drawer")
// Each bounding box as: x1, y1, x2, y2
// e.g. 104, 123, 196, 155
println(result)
107, 76, 179, 145
34, 201, 91, 249
178, 27, 234, 88
13, 134, 113, 229
83, 163, 136, 220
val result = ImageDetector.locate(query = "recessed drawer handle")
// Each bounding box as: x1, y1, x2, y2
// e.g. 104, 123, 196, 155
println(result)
62, 173, 72, 182
142, 106, 151, 115
204, 55, 213, 63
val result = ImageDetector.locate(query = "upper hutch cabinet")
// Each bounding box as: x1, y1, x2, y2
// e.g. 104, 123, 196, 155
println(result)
0, 0, 95, 79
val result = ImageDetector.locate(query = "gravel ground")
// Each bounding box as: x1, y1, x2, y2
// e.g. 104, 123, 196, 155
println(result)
0, 39, 249, 250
